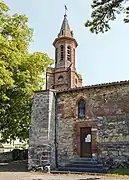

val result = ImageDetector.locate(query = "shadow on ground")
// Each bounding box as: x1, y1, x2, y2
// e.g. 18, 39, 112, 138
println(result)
0, 160, 28, 172
78, 178, 100, 180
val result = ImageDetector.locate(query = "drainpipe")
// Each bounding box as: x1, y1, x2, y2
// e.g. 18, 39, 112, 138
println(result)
54, 92, 58, 168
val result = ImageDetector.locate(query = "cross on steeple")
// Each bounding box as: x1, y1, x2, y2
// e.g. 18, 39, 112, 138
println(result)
57, 6, 73, 38
64, 5, 68, 16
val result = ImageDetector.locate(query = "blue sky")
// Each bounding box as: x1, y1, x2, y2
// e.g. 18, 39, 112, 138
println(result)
4, 0, 129, 85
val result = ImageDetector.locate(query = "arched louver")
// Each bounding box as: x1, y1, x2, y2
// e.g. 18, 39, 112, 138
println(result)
60, 45, 64, 61
67, 46, 71, 61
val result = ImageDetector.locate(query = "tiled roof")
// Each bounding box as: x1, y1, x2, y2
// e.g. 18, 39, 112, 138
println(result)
58, 14, 73, 38
57, 80, 129, 93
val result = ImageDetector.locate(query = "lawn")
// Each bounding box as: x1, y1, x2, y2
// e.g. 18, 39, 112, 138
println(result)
109, 168, 129, 175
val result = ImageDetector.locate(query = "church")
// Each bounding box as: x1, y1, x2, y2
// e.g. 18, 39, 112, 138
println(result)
28, 12, 129, 172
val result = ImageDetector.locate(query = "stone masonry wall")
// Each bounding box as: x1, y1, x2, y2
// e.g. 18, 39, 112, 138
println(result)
28, 90, 56, 169
97, 115, 129, 167
56, 83, 129, 166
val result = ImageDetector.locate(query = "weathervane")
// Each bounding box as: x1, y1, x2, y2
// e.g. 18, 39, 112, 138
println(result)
64, 5, 68, 16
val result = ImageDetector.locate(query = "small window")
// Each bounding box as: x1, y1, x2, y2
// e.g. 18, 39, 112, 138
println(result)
60, 45, 64, 61
67, 46, 71, 61
78, 99, 86, 118
58, 75, 63, 82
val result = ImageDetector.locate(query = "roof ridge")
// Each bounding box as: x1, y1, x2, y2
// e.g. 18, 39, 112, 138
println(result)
57, 80, 129, 93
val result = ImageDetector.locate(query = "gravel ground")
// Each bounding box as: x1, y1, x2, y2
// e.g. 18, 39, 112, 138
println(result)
0, 161, 129, 180
0, 172, 129, 180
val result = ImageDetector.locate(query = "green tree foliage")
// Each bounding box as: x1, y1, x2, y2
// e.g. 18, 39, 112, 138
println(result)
85, 0, 129, 33
0, 1, 53, 142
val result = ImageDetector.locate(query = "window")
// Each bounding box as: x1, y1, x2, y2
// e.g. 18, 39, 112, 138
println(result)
67, 46, 71, 61
60, 45, 64, 61
55, 48, 58, 63
78, 99, 86, 118
58, 75, 63, 82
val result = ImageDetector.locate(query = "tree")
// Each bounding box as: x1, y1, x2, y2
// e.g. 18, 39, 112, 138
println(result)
0, 1, 53, 142
85, 0, 129, 33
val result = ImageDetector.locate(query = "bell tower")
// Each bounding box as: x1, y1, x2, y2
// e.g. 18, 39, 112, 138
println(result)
46, 11, 82, 90
53, 14, 77, 71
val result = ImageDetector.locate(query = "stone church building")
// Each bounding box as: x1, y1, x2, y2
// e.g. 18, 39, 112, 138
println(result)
28, 13, 129, 171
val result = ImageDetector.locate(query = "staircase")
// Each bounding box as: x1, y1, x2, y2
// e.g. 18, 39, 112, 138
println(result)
57, 157, 108, 174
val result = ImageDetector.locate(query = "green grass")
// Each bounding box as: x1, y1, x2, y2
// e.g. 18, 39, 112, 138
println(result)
109, 168, 129, 175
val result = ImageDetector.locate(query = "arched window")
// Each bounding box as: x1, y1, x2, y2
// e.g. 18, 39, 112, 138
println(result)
60, 45, 64, 61
58, 75, 64, 82
55, 48, 58, 63
78, 99, 86, 118
67, 46, 71, 61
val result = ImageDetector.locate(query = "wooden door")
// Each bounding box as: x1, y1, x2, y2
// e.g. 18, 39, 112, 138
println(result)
80, 127, 92, 157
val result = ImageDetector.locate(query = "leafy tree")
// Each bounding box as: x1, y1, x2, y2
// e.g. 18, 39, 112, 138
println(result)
0, 1, 53, 142
85, 0, 129, 33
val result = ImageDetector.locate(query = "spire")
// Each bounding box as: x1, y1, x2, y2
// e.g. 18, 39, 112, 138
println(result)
58, 7, 73, 38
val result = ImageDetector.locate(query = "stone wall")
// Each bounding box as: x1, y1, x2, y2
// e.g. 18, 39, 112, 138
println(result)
97, 115, 129, 143
56, 113, 76, 166
0, 149, 27, 163
28, 90, 56, 169
56, 82, 129, 166
0, 152, 13, 162
98, 142, 129, 168
97, 115, 129, 167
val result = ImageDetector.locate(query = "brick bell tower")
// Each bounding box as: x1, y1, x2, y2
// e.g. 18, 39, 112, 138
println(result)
46, 11, 82, 90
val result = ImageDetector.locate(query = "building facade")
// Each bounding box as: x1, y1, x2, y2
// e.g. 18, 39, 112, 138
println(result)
28, 13, 129, 170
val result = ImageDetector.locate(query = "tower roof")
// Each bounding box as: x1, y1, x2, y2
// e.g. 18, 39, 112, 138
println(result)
53, 12, 78, 47
58, 14, 73, 38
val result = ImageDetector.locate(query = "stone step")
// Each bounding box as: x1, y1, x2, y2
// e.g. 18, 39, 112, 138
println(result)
70, 158, 101, 164
57, 158, 107, 174
51, 170, 105, 175
58, 166, 107, 173
64, 163, 103, 168
70, 160, 99, 164
74, 157, 94, 161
